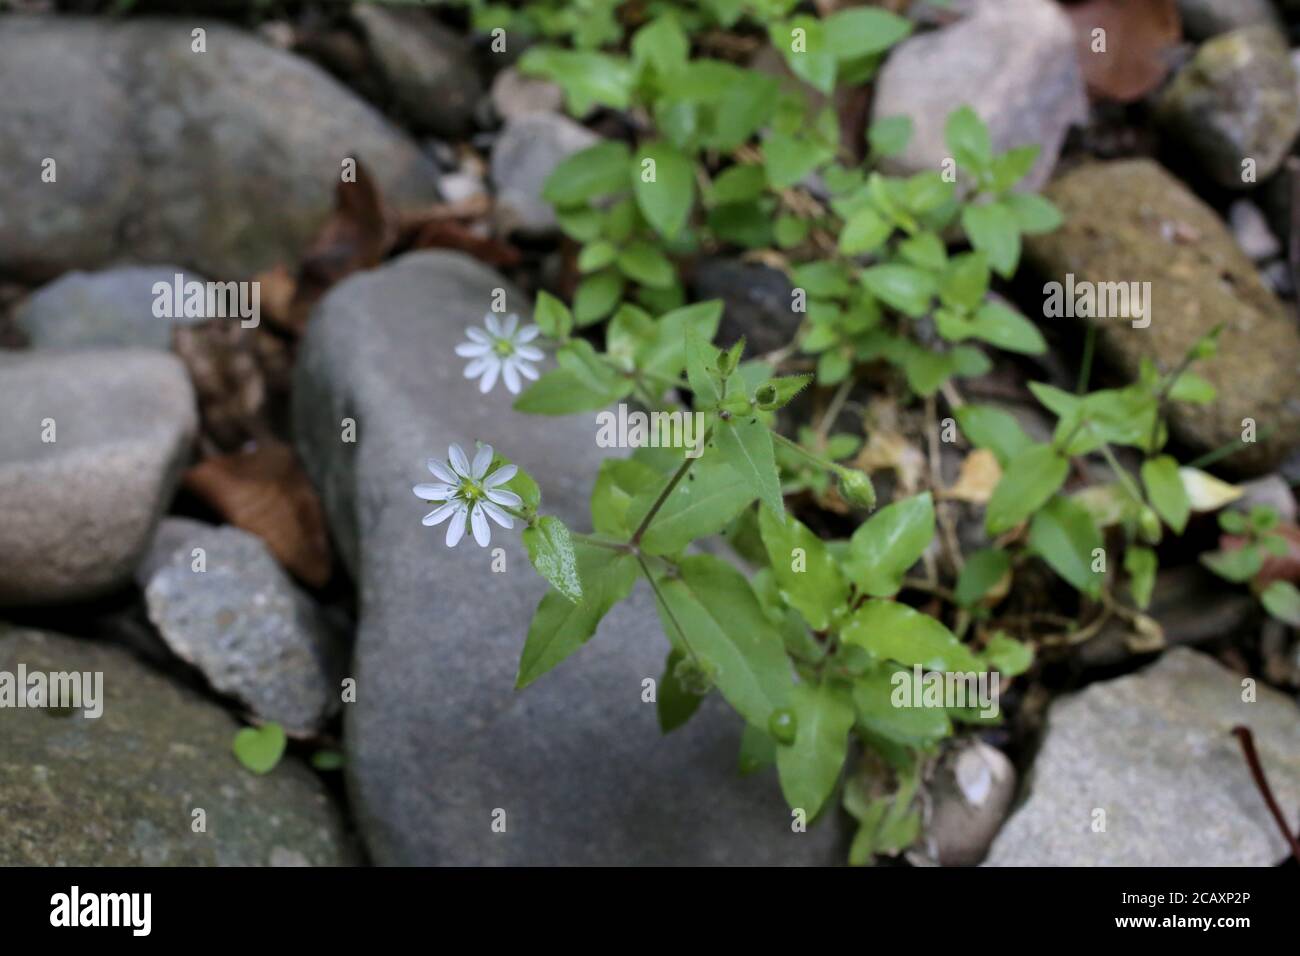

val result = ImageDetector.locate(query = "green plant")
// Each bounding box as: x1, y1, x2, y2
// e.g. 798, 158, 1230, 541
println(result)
434, 5, 1267, 863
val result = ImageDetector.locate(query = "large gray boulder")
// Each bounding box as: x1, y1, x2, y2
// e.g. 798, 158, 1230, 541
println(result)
293, 251, 843, 864
15, 265, 207, 350
985, 649, 1300, 866
0, 349, 197, 606
143, 522, 344, 736
0, 626, 357, 865
871, 0, 1086, 192
0, 15, 440, 281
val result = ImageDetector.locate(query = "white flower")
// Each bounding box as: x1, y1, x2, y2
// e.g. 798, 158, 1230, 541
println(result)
413, 444, 523, 548
455, 313, 544, 395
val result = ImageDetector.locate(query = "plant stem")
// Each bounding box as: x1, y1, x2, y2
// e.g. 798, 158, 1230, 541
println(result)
1093, 431, 1145, 508
815, 376, 854, 442
630, 429, 711, 545
636, 552, 700, 661
772, 430, 837, 472
1077, 324, 1096, 394
1232, 725, 1300, 863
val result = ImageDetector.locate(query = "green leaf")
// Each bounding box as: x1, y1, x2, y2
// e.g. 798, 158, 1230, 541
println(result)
1169, 371, 1216, 405
631, 14, 688, 75
939, 252, 990, 311
944, 105, 992, 174
852, 665, 951, 748
232, 723, 286, 775
640, 300, 723, 381
716, 416, 784, 520
1141, 455, 1190, 533
1125, 545, 1157, 609
775, 681, 856, 817
540, 140, 632, 206
657, 648, 706, 732
955, 548, 1011, 607
756, 374, 812, 411
519, 48, 634, 116
823, 7, 913, 59
684, 323, 724, 408
1028, 495, 1104, 598
867, 115, 914, 158
632, 456, 752, 555
517, 546, 638, 688
966, 301, 1045, 354
954, 405, 1031, 468
533, 290, 572, 339
988, 145, 1040, 193
573, 269, 625, 325
981, 631, 1033, 677
577, 239, 618, 273
710, 164, 767, 205
1004, 192, 1062, 234
769, 17, 836, 93
985, 443, 1068, 534
764, 131, 833, 189
514, 367, 632, 415
651, 554, 794, 727
961, 202, 1021, 278
861, 264, 936, 318
633, 141, 695, 240
758, 506, 850, 632
842, 599, 981, 672
844, 493, 935, 597
898, 231, 947, 272
839, 206, 892, 255
523, 516, 582, 603
1260, 580, 1300, 626
617, 241, 675, 288
738, 723, 777, 775
591, 458, 661, 537
1200, 545, 1263, 583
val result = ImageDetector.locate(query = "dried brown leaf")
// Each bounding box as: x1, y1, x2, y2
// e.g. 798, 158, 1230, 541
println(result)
1064, 0, 1181, 102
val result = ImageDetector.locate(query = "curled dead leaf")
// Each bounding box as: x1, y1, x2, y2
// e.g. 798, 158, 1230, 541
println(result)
183, 441, 333, 588
944, 448, 1002, 505
1063, 0, 1181, 102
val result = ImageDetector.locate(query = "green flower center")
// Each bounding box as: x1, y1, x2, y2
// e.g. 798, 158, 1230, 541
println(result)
458, 479, 485, 503
493, 337, 514, 358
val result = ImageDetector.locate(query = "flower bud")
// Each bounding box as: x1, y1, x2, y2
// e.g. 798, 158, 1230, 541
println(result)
755, 383, 779, 409
837, 468, 877, 510
673, 655, 716, 696
1138, 506, 1162, 544
768, 708, 798, 745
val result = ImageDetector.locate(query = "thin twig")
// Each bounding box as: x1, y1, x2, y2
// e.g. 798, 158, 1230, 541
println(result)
1232, 725, 1300, 863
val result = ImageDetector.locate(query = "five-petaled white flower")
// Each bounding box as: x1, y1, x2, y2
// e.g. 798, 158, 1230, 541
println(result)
414, 444, 523, 548
456, 313, 543, 395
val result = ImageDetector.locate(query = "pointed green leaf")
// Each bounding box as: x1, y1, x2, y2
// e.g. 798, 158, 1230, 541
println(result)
522, 516, 582, 604
841, 599, 981, 672
844, 493, 935, 597
776, 681, 855, 817
757, 506, 849, 631
716, 416, 784, 520
1028, 495, 1103, 598
985, 443, 1068, 534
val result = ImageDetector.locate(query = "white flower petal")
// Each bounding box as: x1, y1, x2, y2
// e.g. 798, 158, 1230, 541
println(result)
423, 500, 459, 527
485, 487, 523, 508
515, 360, 540, 382
515, 325, 540, 343
465, 327, 490, 344
502, 361, 521, 395
413, 482, 455, 501
484, 463, 517, 487
478, 360, 500, 393
464, 356, 492, 379
485, 313, 502, 336
515, 345, 544, 362
482, 501, 514, 528
456, 342, 492, 358
502, 313, 519, 337
445, 503, 469, 546
427, 458, 458, 484
471, 444, 494, 480
470, 503, 491, 547
448, 444, 472, 479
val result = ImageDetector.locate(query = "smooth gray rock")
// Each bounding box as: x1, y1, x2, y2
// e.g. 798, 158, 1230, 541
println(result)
910, 739, 1016, 866
353, 5, 481, 138
1228, 199, 1282, 261
0, 350, 197, 606
985, 649, 1300, 866
134, 516, 215, 588
0, 15, 440, 281
1157, 27, 1300, 189
0, 625, 357, 865
293, 251, 844, 864
871, 0, 1086, 192
490, 113, 598, 236
1177, 0, 1283, 40
490, 66, 565, 121
143, 524, 343, 735
15, 266, 207, 350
